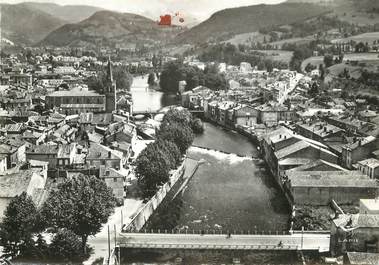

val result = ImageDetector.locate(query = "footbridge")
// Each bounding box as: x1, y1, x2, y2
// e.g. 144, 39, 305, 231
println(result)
117, 231, 330, 252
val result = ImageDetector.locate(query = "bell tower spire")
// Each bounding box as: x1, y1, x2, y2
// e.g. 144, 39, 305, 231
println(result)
107, 55, 113, 82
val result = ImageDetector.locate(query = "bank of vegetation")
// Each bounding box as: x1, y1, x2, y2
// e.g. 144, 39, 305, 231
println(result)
159, 60, 228, 93
135, 108, 203, 198
0, 175, 117, 263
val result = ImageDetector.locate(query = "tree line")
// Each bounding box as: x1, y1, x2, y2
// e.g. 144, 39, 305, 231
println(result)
0, 174, 117, 262
159, 60, 228, 93
135, 108, 203, 198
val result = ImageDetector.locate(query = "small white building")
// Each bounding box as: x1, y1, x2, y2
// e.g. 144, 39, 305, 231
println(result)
358, 158, 379, 179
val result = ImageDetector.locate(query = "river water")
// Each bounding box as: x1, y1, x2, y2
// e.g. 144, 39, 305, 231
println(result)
124, 76, 294, 264
130, 75, 177, 113
130, 76, 290, 232
144, 122, 290, 233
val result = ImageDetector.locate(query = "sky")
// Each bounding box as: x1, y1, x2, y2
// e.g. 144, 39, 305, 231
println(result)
4, 0, 286, 21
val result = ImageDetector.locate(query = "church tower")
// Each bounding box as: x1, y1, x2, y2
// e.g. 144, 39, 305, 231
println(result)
105, 57, 116, 113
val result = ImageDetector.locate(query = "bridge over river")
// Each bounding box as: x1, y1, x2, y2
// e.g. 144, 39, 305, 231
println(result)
117, 232, 330, 252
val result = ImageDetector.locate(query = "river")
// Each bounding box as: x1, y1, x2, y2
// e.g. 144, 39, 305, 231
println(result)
130, 75, 177, 113
128, 75, 290, 232
123, 76, 294, 264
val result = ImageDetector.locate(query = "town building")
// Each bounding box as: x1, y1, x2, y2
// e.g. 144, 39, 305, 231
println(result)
341, 136, 379, 169
357, 158, 379, 179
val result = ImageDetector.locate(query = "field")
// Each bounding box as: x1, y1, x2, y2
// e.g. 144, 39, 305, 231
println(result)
331, 32, 379, 45
269, 35, 316, 47
223, 32, 268, 46
252, 50, 294, 63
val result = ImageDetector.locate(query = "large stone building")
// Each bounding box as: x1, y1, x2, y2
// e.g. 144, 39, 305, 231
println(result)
45, 58, 116, 114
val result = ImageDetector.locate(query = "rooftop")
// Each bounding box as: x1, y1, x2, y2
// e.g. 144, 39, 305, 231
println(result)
47, 89, 103, 97
358, 158, 379, 169
87, 143, 122, 160
296, 121, 344, 138
287, 170, 377, 188
26, 144, 59, 155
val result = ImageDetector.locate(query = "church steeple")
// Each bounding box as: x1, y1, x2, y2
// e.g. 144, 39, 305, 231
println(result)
107, 56, 113, 82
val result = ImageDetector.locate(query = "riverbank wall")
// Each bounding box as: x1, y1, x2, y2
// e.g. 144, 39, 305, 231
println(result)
123, 162, 186, 232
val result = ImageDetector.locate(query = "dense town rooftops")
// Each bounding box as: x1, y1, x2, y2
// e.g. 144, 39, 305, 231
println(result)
343, 136, 376, 150
296, 121, 344, 137
47, 88, 103, 97
26, 144, 59, 155
86, 143, 122, 160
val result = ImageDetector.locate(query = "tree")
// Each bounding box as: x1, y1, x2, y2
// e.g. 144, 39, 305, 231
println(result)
135, 143, 171, 198
49, 229, 89, 262
87, 66, 133, 92
41, 174, 116, 254
0, 192, 40, 257
155, 139, 181, 169
309, 82, 319, 97
147, 72, 156, 86
162, 108, 192, 125
157, 121, 194, 154
191, 118, 204, 134
323, 54, 334, 68
305, 63, 316, 73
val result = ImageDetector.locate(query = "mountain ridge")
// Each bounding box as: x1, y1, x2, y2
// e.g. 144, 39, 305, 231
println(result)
40, 10, 185, 47
175, 2, 331, 44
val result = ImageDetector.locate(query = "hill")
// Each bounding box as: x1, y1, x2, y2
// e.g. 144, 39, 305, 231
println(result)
175, 2, 331, 44
287, 0, 379, 25
40, 10, 185, 48
0, 3, 66, 45
22, 2, 103, 23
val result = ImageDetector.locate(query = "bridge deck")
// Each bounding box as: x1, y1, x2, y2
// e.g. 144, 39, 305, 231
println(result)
118, 233, 330, 252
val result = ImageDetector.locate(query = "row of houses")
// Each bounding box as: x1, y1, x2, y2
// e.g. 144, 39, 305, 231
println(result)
260, 127, 379, 207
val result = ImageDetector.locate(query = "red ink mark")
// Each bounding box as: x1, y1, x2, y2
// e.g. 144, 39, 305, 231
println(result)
159, 14, 172, 26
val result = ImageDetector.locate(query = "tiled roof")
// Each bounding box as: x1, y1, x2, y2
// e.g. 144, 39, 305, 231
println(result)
26, 144, 59, 155
86, 143, 122, 160
275, 140, 310, 160
287, 170, 377, 188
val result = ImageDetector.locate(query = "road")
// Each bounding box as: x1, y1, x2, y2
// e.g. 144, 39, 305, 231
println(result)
84, 199, 144, 265
118, 232, 330, 252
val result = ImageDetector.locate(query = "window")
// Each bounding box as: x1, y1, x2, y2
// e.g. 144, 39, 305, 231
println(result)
113, 177, 117, 182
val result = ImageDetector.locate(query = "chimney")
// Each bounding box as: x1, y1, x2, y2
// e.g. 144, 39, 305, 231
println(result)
358, 140, 362, 147
108, 151, 111, 158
